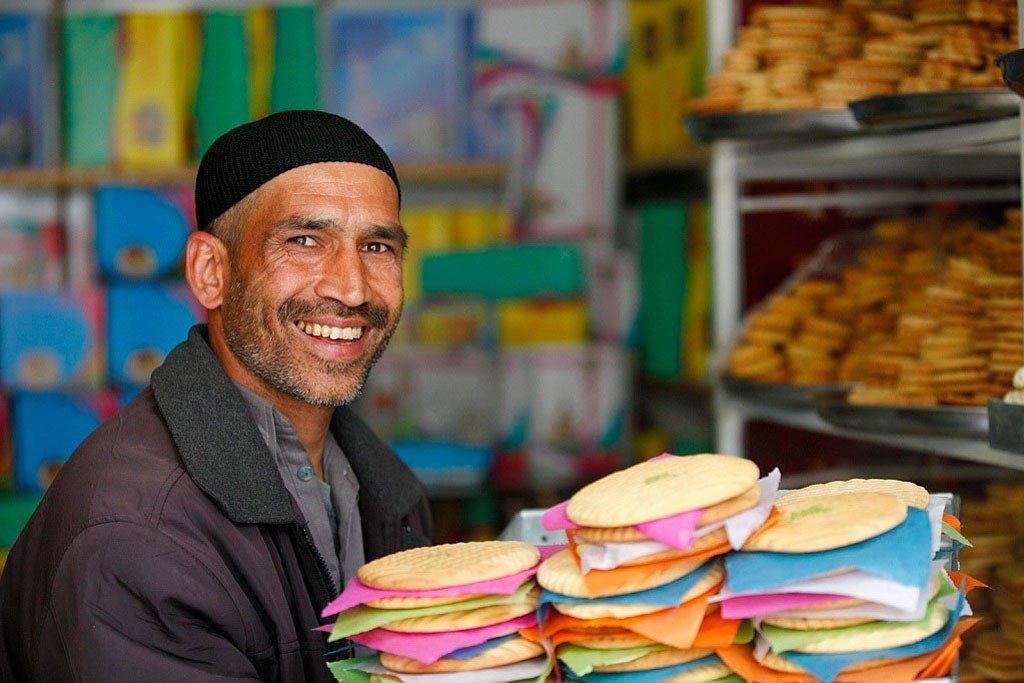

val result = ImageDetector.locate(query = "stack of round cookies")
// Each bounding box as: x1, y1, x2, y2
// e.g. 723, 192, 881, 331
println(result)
536, 454, 779, 682
716, 480, 976, 681
322, 541, 550, 683
727, 207, 1024, 408
956, 482, 1024, 680
691, 0, 1016, 114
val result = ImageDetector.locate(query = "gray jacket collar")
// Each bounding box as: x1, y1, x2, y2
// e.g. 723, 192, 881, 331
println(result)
151, 325, 424, 525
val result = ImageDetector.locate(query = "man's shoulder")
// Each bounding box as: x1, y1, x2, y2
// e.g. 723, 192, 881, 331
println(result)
52, 387, 188, 525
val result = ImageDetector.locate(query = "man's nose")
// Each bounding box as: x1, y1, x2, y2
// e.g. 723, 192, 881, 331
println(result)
314, 245, 370, 308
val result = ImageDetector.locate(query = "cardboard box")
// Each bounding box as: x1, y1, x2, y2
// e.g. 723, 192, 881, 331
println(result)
12, 391, 117, 493
498, 299, 588, 346
585, 245, 639, 344
0, 191, 63, 290
499, 343, 631, 453
400, 206, 455, 306
107, 282, 202, 388
626, 0, 668, 159
0, 10, 54, 167
270, 5, 318, 112
326, 4, 474, 160
421, 243, 585, 299
663, 0, 705, 148
62, 14, 118, 165
0, 288, 105, 391
477, 0, 627, 75
357, 347, 498, 445
639, 200, 688, 380
113, 12, 198, 168
503, 83, 620, 240
95, 186, 192, 280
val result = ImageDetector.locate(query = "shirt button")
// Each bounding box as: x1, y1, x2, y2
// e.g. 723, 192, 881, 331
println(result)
297, 465, 315, 481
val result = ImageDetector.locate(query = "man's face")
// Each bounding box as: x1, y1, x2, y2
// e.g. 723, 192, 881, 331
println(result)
220, 162, 404, 407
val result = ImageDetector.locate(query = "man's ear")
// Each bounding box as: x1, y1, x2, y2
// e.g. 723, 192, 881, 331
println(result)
185, 231, 231, 310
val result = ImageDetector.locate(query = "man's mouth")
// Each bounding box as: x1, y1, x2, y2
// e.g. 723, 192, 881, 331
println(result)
294, 320, 365, 341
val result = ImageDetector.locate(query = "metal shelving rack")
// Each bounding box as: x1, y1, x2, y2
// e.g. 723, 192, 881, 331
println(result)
706, 1, 1024, 474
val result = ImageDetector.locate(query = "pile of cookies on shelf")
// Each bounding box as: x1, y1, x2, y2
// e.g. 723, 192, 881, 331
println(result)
727, 208, 1023, 406
956, 482, 1024, 682
691, 0, 1017, 114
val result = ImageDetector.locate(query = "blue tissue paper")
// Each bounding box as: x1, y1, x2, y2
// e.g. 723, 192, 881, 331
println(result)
726, 507, 932, 594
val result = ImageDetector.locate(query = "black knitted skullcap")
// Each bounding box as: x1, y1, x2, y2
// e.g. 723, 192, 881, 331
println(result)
195, 110, 400, 231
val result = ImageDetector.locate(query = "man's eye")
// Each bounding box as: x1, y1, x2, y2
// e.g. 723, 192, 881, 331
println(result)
365, 242, 393, 253
290, 235, 316, 247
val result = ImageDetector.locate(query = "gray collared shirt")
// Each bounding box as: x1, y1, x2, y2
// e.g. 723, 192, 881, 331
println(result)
234, 383, 365, 592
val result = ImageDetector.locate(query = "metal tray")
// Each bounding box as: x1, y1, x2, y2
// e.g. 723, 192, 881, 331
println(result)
815, 389, 988, 438
686, 109, 861, 142
849, 89, 1018, 128
721, 375, 855, 408
996, 48, 1024, 98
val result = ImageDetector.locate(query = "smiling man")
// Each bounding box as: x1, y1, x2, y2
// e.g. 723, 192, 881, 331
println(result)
0, 111, 433, 682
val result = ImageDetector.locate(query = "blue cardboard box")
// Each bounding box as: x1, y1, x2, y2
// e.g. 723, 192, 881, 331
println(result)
0, 289, 105, 391
0, 11, 53, 167
108, 282, 202, 388
95, 187, 192, 280
12, 391, 117, 493
326, 5, 474, 160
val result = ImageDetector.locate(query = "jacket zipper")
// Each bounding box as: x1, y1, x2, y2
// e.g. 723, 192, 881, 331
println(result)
299, 525, 353, 661
300, 524, 338, 601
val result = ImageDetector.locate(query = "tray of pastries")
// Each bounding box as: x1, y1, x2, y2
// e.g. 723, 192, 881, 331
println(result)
725, 208, 1023, 422
688, 0, 1017, 141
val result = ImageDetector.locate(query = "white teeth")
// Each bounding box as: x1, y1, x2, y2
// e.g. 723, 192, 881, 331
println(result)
297, 321, 364, 341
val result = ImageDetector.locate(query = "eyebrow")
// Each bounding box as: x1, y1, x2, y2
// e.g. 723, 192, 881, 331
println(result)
369, 224, 408, 249
269, 216, 407, 249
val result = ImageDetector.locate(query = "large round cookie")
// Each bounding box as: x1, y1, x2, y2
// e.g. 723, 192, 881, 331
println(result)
779, 479, 929, 509
574, 485, 761, 543
380, 595, 538, 634
571, 635, 660, 650
593, 647, 713, 672
743, 493, 906, 553
567, 455, 760, 528
358, 541, 539, 590
381, 637, 544, 673
795, 605, 949, 654
538, 549, 706, 599
366, 593, 480, 609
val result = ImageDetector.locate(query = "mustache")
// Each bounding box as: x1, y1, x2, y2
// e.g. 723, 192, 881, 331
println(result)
278, 298, 390, 329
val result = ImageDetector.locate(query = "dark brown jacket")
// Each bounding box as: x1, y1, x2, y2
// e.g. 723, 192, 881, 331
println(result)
0, 326, 433, 682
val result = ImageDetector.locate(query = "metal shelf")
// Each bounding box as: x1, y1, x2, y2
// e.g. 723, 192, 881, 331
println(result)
716, 388, 1024, 473
0, 161, 507, 190
735, 117, 1021, 182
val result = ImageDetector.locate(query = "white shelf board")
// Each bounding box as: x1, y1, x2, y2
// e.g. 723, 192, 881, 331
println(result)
717, 390, 1024, 473
733, 118, 1021, 181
